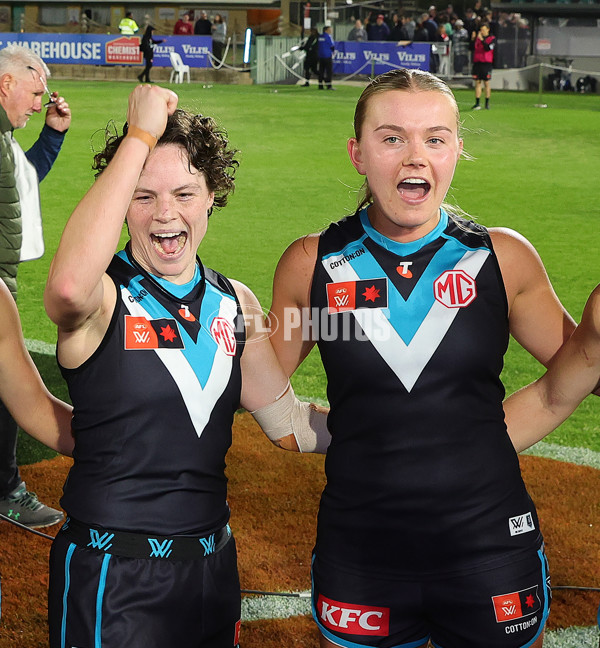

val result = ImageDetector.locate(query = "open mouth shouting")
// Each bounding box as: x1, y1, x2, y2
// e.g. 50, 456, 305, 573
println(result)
151, 231, 188, 257
398, 178, 431, 202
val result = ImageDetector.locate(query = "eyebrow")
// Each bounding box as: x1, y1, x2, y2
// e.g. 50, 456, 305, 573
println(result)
374, 124, 454, 134
134, 183, 202, 194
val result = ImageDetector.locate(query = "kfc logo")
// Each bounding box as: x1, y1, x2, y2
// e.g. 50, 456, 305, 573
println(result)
317, 595, 389, 636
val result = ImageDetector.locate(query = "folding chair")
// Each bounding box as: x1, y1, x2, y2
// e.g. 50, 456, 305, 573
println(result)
169, 51, 190, 84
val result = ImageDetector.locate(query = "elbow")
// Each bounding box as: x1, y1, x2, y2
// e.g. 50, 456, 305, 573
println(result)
44, 275, 87, 326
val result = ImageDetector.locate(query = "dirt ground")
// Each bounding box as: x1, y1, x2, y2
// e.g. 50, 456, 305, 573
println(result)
0, 412, 598, 647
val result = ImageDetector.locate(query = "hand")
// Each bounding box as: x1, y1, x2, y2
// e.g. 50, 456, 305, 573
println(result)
45, 93, 71, 133
126, 85, 178, 140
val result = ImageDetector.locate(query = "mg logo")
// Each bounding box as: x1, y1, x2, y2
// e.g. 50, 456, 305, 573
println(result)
210, 317, 236, 356
434, 270, 477, 308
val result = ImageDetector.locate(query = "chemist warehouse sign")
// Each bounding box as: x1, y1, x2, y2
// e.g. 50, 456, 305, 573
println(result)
0, 33, 211, 68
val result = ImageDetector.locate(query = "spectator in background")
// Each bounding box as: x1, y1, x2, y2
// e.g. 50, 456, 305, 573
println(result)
464, 7, 478, 42
0, 44, 72, 529
472, 19, 496, 109
318, 25, 335, 90
367, 13, 390, 40
138, 25, 165, 83
347, 19, 368, 41
413, 14, 430, 42
194, 11, 212, 35
423, 10, 439, 40
212, 14, 227, 62
439, 11, 453, 37
174, 12, 194, 35
474, 0, 486, 17
433, 23, 450, 75
300, 27, 319, 86
389, 14, 410, 41
119, 11, 138, 35
404, 13, 417, 39
388, 13, 401, 39
452, 18, 470, 74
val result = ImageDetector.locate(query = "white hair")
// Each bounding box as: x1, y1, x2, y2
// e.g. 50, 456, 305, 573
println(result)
0, 43, 50, 78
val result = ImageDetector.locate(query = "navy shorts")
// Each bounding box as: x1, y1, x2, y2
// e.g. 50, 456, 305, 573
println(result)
49, 521, 242, 648
311, 543, 550, 648
472, 62, 493, 80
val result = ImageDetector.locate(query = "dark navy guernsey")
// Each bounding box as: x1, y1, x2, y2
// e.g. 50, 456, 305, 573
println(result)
59, 247, 244, 536
310, 208, 542, 578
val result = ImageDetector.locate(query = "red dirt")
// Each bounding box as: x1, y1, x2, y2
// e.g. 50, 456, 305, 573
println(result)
0, 412, 598, 647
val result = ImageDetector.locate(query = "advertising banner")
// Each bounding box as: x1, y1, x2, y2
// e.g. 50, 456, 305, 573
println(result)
0, 33, 212, 68
333, 41, 430, 75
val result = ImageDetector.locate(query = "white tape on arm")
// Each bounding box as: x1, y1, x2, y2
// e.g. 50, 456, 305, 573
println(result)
250, 385, 331, 453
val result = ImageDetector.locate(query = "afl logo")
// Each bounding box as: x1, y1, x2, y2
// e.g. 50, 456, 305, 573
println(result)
434, 270, 477, 308
210, 317, 236, 356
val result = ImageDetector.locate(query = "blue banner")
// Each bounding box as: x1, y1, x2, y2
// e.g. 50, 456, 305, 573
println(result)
333, 41, 430, 75
0, 33, 212, 68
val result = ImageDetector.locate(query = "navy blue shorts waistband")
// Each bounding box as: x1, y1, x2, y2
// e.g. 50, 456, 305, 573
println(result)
57, 517, 232, 561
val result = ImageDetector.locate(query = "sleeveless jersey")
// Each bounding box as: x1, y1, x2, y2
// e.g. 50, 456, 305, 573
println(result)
59, 248, 244, 536
310, 208, 542, 578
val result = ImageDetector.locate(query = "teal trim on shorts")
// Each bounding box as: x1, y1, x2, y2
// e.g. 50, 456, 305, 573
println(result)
61, 543, 77, 648
95, 554, 111, 648
518, 547, 550, 648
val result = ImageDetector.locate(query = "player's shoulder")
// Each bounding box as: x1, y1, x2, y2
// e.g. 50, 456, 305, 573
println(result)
489, 227, 538, 259
277, 232, 320, 271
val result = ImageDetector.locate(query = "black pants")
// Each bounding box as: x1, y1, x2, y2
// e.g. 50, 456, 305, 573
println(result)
139, 56, 153, 82
0, 398, 20, 497
213, 40, 225, 62
318, 57, 332, 88
304, 58, 319, 82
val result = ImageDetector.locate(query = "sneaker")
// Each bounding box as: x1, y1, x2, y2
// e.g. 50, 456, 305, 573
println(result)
471, 104, 481, 110
0, 482, 64, 528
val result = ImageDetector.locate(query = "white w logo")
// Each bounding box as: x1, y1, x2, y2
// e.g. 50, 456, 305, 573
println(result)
87, 530, 114, 551
200, 534, 216, 556
133, 330, 151, 344
148, 538, 173, 558
502, 605, 517, 616
334, 295, 349, 307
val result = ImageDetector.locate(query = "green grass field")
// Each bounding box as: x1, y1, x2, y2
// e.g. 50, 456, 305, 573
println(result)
13, 79, 600, 464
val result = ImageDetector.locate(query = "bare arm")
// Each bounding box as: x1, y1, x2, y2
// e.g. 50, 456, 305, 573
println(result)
235, 279, 329, 453
491, 227, 576, 366
505, 284, 600, 452
44, 86, 179, 334
268, 234, 320, 376
0, 282, 73, 455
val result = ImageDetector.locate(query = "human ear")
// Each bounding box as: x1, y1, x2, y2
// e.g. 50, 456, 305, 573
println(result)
0, 73, 14, 97
347, 137, 366, 176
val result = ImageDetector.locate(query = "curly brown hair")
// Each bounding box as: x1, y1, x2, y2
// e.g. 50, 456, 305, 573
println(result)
92, 109, 239, 215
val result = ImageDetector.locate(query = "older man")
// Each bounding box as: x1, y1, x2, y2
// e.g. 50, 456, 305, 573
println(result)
0, 43, 71, 528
